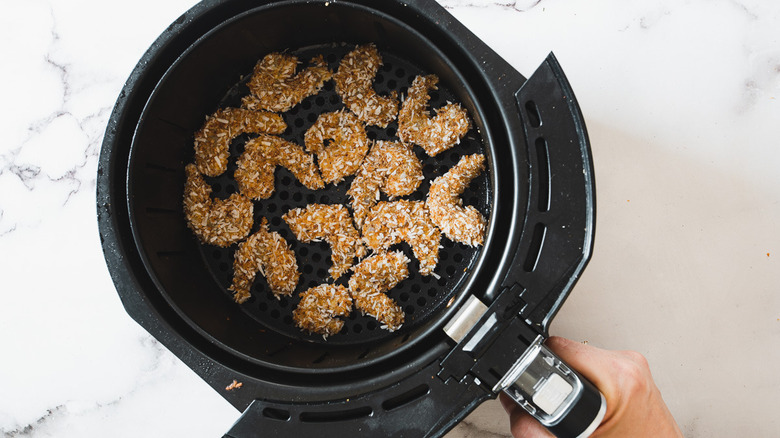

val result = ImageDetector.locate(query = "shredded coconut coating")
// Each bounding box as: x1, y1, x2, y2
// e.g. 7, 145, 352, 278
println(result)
235, 134, 324, 200
293, 284, 353, 337
194, 108, 286, 177
304, 110, 369, 184
398, 75, 470, 156
347, 141, 423, 229
427, 154, 487, 247
348, 251, 409, 331
362, 200, 441, 276
241, 53, 332, 113
282, 204, 366, 280
183, 164, 253, 247
229, 217, 300, 303
333, 44, 398, 128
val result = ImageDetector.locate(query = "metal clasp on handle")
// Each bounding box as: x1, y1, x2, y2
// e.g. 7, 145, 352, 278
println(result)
494, 335, 583, 426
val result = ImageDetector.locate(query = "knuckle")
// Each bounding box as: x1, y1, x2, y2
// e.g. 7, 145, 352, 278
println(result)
617, 351, 652, 394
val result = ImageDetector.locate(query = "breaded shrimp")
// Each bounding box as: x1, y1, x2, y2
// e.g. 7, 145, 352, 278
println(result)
241, 53, 332, 113
304, 110, 369, 184
333, 44, 398, 128
235, 134, 324, 200
282, 204, 366, 280
361, 200, 441, 276
426, 153, 487, 247
193, 108, 286, 177
348, 251, 409, 331
293, 284, 353, 337
229, 217, 299, 303
183, 163, 253, 247
398, 75, 470, 156
347, 141, 423, 229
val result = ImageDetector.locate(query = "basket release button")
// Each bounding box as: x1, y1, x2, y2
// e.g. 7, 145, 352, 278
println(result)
532, 373, 573, 415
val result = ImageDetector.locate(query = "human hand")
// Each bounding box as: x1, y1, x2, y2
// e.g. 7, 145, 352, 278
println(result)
499, 336, 683, 437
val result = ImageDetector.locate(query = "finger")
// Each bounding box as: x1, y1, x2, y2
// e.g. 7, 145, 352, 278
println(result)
499, 392, 555, 438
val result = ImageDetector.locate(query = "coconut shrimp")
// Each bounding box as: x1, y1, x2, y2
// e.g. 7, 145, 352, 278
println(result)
193, 108, 286, 177
183, 163, 253, 247
347, 141, 423, 229
241, 53, 332, 113
293, 284, 353, 337
333, 44, 398, 128
282, 204, 366, 280
398, 75, 470, 157
348, 251, 409, 331
426, 153, 487, 247
229, 217, 300, 304
235, 134, 324, 200
361, 200, 441, 276
304, 110, 369, 185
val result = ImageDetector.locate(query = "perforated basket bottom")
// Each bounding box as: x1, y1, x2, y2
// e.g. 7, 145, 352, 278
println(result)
198, 44, 490, 345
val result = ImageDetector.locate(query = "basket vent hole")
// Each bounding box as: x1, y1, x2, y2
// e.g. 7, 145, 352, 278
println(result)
381, 384, 430, 411
525, 100, 542, 127
366, 320, 377, 331
427, 287, 437, 297
399, 292, 409, 302
262, 407, 291, 422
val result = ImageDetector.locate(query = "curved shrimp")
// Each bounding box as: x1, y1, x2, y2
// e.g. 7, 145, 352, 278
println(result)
361, 200, 441, 276
193, 108, 286, 177
333, 44, 398, 128
304, 110, 369, 184
229, 217, 299, 304
348, 251, 410, 331
183, 164, 253, 247
426, 153, 487, 247
398, 75, 470, 157
241, 53, 332, 113
282, 204, 366, 280
347, 141, 423, 229
235, 134, 324, 200
293, 284, 353, 338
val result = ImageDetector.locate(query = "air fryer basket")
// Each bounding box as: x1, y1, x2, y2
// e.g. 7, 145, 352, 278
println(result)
98, 1, 596, 436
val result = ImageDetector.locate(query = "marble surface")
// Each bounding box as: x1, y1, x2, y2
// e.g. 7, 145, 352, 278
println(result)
1, 0, 779, 437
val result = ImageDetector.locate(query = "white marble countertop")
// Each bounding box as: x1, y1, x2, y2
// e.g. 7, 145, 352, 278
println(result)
2, 0, 779, 437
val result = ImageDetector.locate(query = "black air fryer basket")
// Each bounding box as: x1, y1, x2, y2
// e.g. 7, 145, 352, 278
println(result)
97, 1, 602, 437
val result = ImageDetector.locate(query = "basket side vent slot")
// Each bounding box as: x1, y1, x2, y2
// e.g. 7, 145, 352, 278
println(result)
535, 137, 551, 212
523, 223, 547, 272
299, 406, 373, 423
262, 407, 291, 422
381, 384, 430, 411
525, 100, 542, 127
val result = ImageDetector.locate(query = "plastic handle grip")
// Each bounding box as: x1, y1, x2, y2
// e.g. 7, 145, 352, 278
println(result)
501, 343, 606, 438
